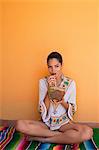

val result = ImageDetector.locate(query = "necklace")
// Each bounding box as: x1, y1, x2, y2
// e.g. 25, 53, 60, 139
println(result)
53, 103, 58, 114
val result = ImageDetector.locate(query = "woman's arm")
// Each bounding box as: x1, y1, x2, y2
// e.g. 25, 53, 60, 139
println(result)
39, 79, 51, 118
63, 80, 76, 119
53, 80, 76, 119
60, 100, 76, 116
52, 98, 69, 110
43, 92, 50, 112
61, 99, 69, 109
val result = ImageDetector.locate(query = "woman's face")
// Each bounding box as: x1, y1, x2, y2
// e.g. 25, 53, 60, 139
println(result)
47, 58, 62, 77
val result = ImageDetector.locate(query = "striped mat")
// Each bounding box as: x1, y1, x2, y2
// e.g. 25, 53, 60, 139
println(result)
0, 126, 99, 150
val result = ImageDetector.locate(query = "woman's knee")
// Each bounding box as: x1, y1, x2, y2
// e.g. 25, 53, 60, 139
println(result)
81, 126, 93, 141
15, 120, 29, 133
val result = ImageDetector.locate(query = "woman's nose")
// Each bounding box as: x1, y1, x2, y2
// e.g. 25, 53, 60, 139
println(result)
52, 68, 56, 74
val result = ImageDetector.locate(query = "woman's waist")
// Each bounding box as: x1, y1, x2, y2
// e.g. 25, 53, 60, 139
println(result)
49, 113, 69, 124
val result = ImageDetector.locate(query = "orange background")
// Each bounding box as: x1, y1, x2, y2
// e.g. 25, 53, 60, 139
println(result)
0, 0, 99, 122
0, 2, 2, 118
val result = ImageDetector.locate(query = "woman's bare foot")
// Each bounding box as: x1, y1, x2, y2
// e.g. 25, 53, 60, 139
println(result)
52, 130, 61, 136
27, 130, 61, 142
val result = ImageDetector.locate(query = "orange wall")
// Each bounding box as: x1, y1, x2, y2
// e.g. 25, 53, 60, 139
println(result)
1, 0, 99, 122
98, 2, 99, 120
0, 2, 2, 118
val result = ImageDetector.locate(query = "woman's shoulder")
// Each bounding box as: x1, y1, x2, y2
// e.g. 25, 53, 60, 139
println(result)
63, 75, 76, 87
39, 77, 47, 85
63, 75, 75, 82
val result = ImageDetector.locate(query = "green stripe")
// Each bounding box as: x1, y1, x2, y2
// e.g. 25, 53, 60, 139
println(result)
79, 142, 86, 150
49, 143, 57, 150
5, 131, 23, 150
93, 128, 99, 148
27, 141, 40, 150
3, 127, 99, 150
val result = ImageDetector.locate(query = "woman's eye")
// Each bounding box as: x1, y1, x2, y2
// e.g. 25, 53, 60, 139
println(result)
48, 66, 51, 68
48, 65, 59, 68
56, 65, 59, 67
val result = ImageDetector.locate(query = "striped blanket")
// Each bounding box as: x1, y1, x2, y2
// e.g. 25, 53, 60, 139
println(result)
0, 126, 99, 150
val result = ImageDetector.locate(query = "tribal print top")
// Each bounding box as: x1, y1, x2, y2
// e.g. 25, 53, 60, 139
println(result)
39, 75, 76, 130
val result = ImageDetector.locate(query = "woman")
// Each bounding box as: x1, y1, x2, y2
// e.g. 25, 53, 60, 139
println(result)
16, 51, 93, 144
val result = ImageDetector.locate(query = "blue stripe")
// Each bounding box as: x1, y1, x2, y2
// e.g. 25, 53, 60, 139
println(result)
84, 139, 97, 150
37, 143, 51, 150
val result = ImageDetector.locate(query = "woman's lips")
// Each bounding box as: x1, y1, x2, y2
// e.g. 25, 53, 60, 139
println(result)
51, 73, 56, 75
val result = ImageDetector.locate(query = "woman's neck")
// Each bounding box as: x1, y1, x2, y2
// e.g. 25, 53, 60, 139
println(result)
56, 73, 63, 87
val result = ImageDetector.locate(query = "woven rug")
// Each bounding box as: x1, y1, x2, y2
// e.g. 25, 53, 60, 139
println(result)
0, 126, 99, 150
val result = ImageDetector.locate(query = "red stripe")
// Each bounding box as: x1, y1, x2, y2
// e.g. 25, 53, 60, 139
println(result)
1, 127, 15, 149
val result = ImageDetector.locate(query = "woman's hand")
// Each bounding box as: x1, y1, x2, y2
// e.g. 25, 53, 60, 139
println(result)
50, 99, 69, 110
47, 75, 56, 87
50, 99, 63, 105
47, 75, 65, 103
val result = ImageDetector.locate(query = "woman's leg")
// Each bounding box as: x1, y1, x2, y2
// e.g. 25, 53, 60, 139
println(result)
36, 122, 93, 144
15, 120, 60, 138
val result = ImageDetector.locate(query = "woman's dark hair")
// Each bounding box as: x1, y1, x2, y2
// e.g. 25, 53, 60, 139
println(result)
47, 51, 63, 65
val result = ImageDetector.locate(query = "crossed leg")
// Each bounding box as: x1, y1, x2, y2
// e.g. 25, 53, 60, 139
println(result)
43, 122, 93, 144
15, 120, 60, 138
15, 120, 93, 144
